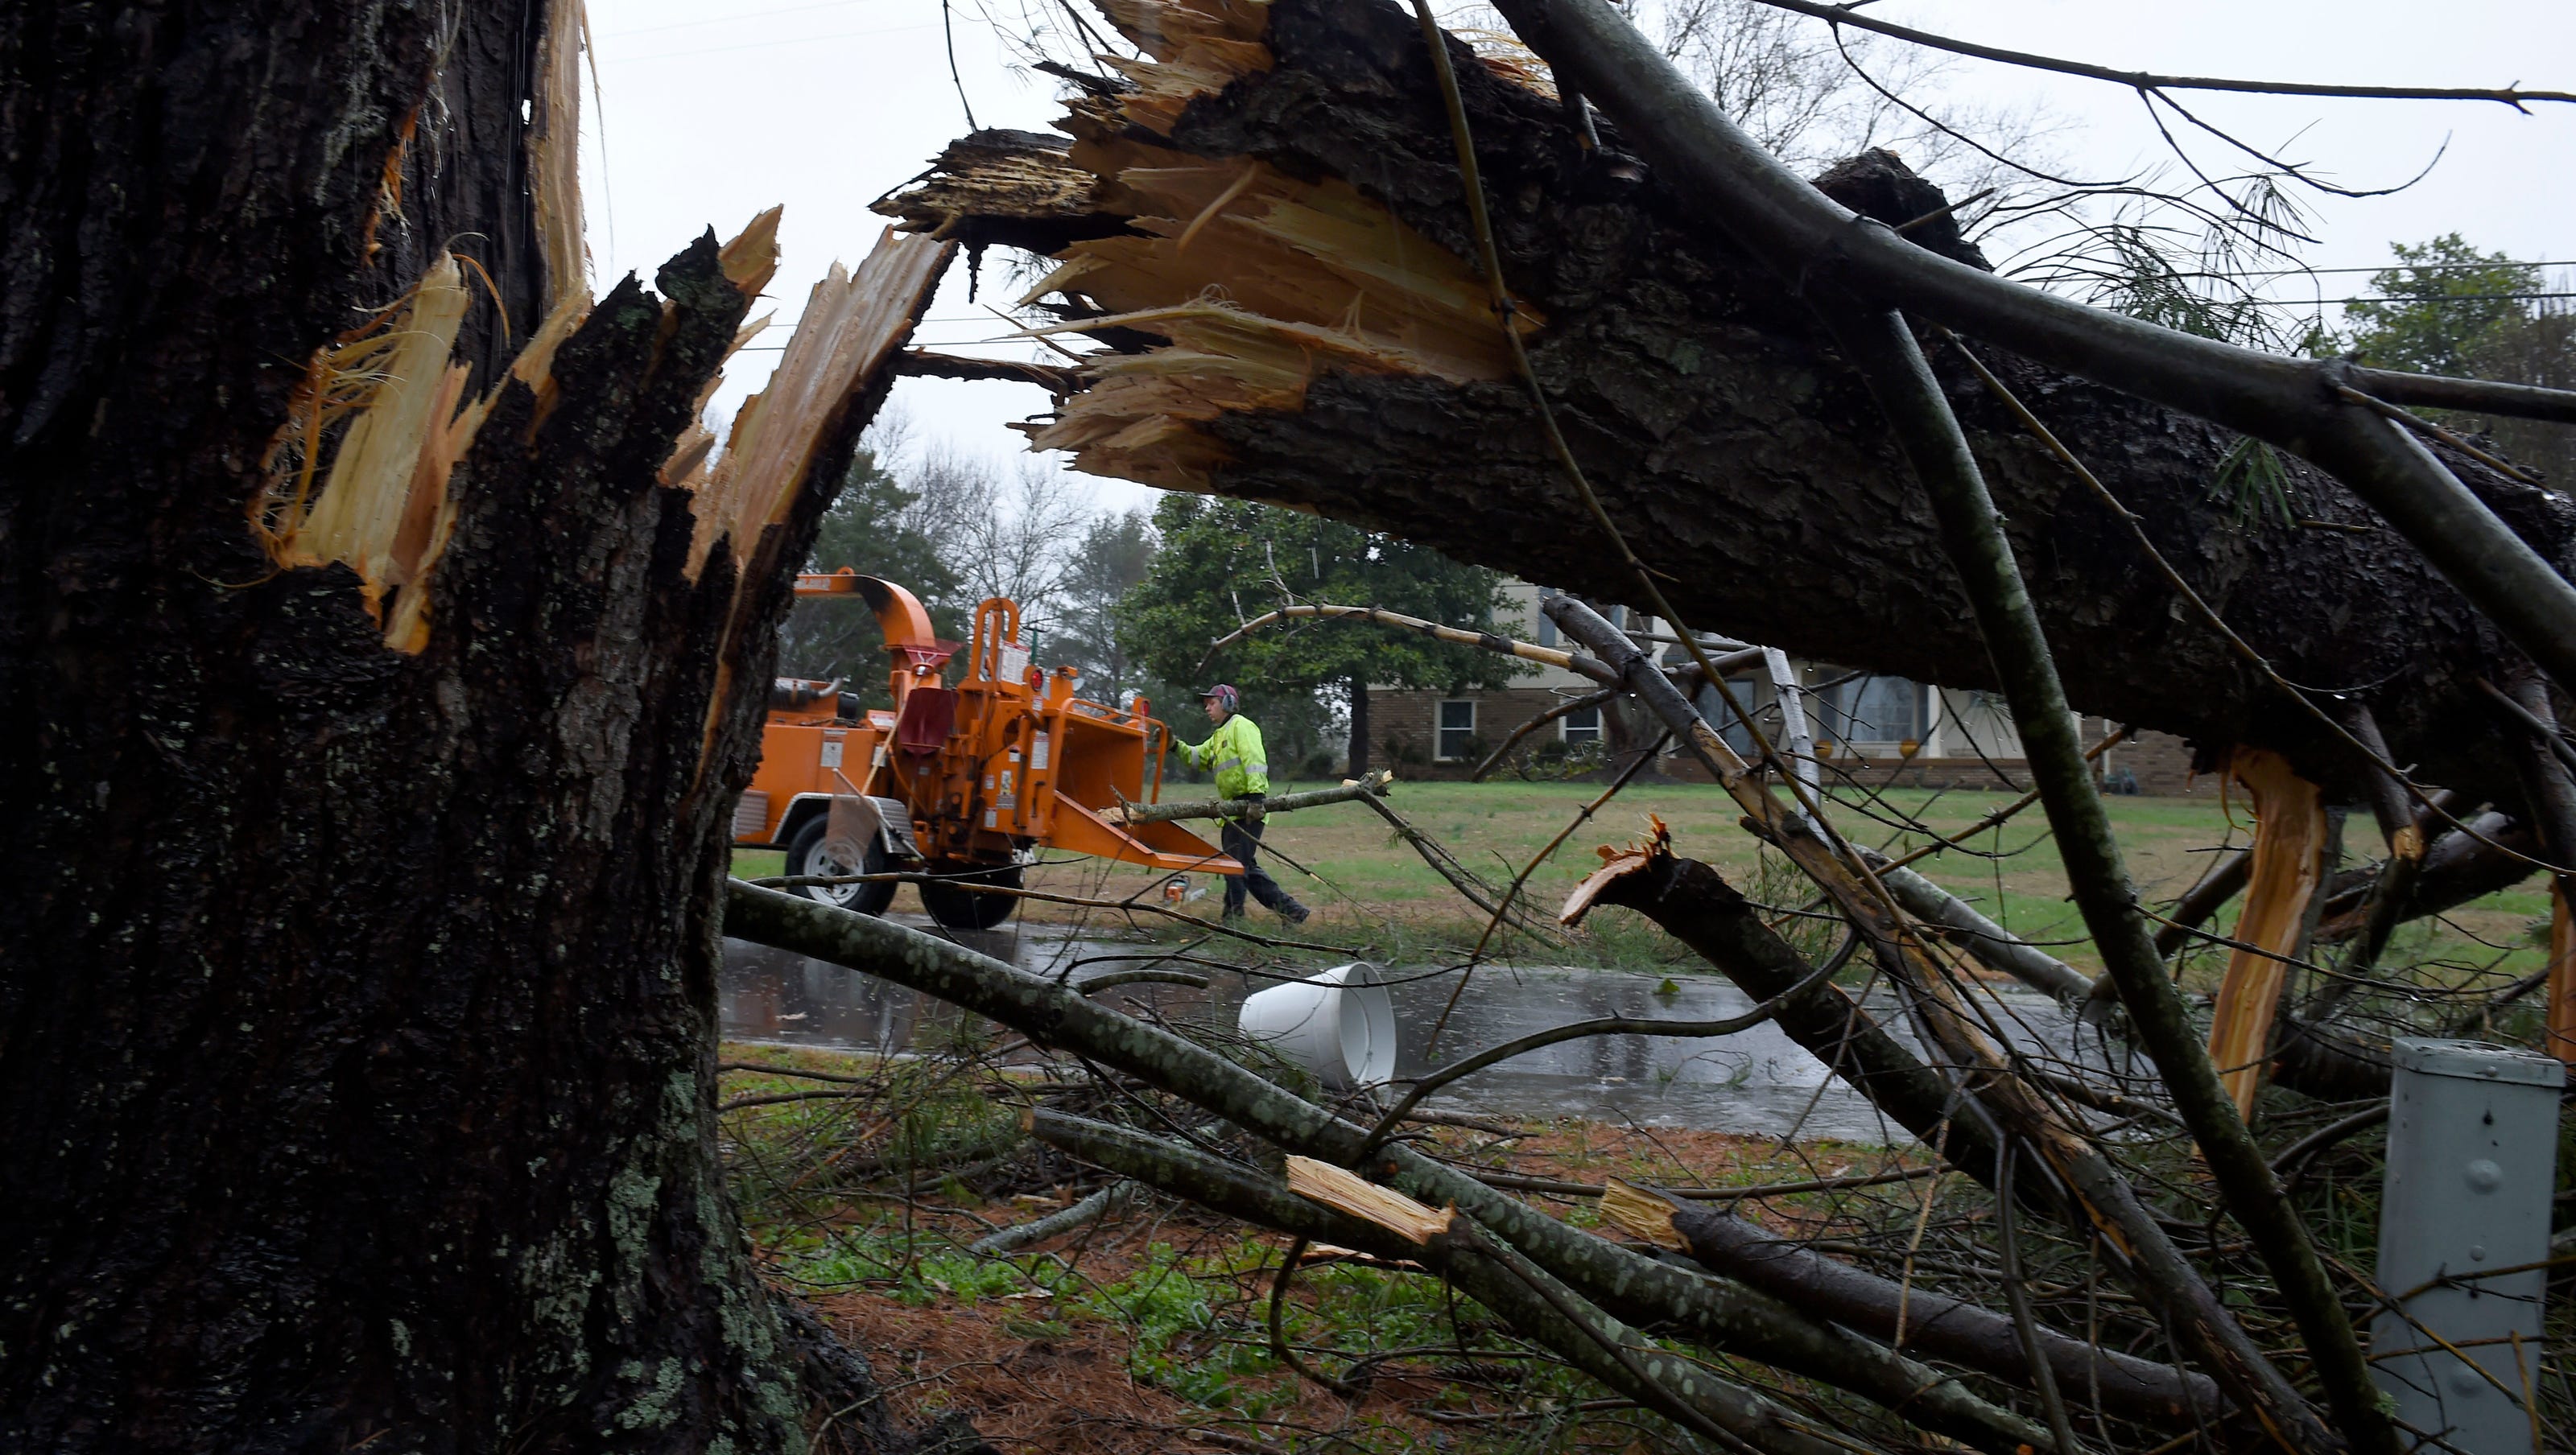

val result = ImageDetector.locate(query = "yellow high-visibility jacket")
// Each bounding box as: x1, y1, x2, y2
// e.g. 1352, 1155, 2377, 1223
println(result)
1176, 713, 1270, 798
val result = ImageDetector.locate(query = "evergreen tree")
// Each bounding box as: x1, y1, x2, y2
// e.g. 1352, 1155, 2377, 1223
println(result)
1117, 496, 1524, 774
2343, 236, 2573, 484
1053, 508, 1158, 703
775, 450, 965, 706
2343, 234, 2543, 378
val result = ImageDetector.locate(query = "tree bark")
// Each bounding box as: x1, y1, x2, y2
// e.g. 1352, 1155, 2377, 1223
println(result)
881, 0, 2565, 806
0, 6, 932, 1449
1347, 669, 1371, 774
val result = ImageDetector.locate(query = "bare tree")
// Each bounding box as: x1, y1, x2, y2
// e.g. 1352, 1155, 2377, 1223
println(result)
1647, 0, 2053, 200
919, 447, 1094, 637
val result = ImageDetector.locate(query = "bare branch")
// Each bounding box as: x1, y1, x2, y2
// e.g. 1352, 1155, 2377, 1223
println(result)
1113, 770, 1393, 825
1197, 601, 1611, 681
1744, 0, 2576, 109
1602, 1177, 2224, 1424
1469, 685, 1620, 780
2349, 367, 2576, 424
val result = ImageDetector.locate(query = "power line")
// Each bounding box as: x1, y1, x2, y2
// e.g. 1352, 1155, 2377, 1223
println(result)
2261, 261, 2575, 276
2274, 291, 2576, 308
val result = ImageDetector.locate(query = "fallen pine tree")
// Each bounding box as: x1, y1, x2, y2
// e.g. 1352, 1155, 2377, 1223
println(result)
878, 0, 2576, 810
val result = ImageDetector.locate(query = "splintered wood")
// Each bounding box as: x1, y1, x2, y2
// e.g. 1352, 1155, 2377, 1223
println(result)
684, 222, 948, 579
529, 0, 590, 311
1560, 815, 1673, 926
2205, 748, 2330, 1116
880, 0, 1543, 491
1283, 1156, 1455, 1245
254, 252, 576, 653
256, 206, 951, 662
1597, 1177, 1687, 1251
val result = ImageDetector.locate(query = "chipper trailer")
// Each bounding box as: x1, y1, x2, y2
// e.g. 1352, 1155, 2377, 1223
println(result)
733, 571, 1236, 929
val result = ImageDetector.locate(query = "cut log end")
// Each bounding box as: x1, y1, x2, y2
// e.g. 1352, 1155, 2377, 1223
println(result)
1283, 1155, 1454, 1244
1598, 1177, 1686, 1251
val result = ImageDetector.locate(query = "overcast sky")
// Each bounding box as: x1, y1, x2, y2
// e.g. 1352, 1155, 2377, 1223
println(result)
577, 0, 2574, 519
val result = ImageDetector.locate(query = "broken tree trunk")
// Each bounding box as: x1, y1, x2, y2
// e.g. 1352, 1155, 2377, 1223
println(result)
0, 4, 952, 1445
2206, 749, 2332, 1116
882, 0, 2568, 809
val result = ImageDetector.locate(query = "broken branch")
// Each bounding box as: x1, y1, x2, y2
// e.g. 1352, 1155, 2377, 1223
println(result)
1600, 1178, 2226, 1424
1115, 769, 1392, 825
1861, 851, 2097, 1008
1197, 603, 1608, 682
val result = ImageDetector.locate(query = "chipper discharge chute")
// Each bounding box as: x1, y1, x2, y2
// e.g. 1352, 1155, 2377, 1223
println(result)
733, 571, 1235, 929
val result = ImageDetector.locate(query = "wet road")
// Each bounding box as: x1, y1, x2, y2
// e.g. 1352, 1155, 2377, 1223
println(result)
720, 920, 2093, 1144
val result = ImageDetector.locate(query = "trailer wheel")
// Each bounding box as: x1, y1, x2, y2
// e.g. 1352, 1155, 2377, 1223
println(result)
917, 862, 1022, 931
783, 816, 896, 916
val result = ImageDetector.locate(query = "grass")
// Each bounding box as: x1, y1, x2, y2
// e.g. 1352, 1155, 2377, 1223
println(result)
736, 778, 2552, 987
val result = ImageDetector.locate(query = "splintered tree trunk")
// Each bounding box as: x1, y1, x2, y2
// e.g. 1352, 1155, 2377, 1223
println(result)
0, 6, 940, 1449
881, 0, 2570, 806
2204, 749, 2330, 1115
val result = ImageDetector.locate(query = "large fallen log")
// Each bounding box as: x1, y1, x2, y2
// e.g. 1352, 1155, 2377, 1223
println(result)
880, 0, 2566, 806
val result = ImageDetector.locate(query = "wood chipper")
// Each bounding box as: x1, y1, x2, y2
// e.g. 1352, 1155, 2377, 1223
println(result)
733, 570, 1236, 928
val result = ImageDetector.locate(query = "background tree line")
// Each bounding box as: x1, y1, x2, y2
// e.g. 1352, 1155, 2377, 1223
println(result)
777, 414, 1524, 777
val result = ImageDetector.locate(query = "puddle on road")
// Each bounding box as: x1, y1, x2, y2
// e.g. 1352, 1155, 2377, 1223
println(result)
721, 922, 2096, 1144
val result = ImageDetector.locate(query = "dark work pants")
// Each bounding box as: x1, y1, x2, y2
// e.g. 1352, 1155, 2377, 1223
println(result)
1220, 798, 1298, 917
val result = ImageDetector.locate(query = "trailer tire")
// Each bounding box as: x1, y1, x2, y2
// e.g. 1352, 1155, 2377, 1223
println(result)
783, 816, 896, 917
917, 862, 1022, 931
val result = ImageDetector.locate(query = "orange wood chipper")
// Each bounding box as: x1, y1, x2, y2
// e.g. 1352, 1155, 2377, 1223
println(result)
733, 570, 1236, 928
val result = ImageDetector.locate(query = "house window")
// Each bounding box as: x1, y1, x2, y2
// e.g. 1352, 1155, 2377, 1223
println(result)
1534, 588, 1561, 649
1436, 700, 1477, 760
1695, 678, 1766, 756
1560, 705, 1603, 746
1833, 675, 1926, 747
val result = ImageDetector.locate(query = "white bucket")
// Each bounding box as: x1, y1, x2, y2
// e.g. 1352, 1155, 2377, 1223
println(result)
1236, 962, 1397, 1090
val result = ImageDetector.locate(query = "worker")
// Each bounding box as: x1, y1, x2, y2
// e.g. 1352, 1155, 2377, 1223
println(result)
1172, 683, 1311, 925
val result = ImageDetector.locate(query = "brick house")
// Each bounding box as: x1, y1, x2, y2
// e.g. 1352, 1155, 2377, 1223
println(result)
1368, 581, 2209, 794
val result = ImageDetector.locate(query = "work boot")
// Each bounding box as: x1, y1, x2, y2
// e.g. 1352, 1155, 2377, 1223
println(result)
1282, 901, 1311, 926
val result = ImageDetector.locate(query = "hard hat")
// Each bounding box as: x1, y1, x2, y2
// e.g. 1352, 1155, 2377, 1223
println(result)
1197, 683, 1239, 714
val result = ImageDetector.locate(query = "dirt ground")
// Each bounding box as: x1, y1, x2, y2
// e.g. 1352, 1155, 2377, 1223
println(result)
727, 1033, 1933, 1453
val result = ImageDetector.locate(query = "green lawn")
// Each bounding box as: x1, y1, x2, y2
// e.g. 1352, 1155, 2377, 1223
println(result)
734, 778, 2550, 985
